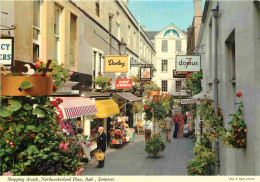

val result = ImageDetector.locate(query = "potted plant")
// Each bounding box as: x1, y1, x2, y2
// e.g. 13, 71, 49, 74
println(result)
94, 73, 112, 92
1, 59, 70, 96
144, 82, 160, 97
145, 133, 165, 157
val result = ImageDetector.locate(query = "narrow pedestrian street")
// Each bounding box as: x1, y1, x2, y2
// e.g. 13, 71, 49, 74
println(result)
83, 128, 195, 175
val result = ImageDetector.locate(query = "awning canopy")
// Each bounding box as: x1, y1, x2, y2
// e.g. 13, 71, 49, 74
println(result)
50, 97, 97, 119
116, 92, 142, 102
95, 99, 120, 118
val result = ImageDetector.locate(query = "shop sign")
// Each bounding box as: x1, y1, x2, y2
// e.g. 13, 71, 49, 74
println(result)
0, 37, 14, 66
181, 99, 195, 104
173, 70, 187, 78
176, 55, 201, 72
105, 55, 128, 72
115, 79, 133, 89
139, 67, 152, 81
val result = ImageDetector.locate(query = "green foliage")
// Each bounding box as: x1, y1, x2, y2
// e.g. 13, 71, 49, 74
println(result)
145, 134, 166, 157
186, 142, 215, 175
0, 96, 83, 175
94, 74, 112, 90
20, 81, 33, 90
51, 60, 71, 89
144, 82, 160, 91
131, 101, 143, 113
222, 101, 247, 149
131, 75, 142, 92
143, 96, 167, 121
185, 72, 202, 96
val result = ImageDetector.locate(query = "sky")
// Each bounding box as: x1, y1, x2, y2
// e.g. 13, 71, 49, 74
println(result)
128, 0, 205, 32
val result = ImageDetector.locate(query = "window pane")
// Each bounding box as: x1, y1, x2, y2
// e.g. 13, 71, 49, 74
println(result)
176, 40, 182, 53
161, 80, 168, 92
70, 14, 77, 69
162, 40, 168, 52
161, 60, 168, 72
176, 80, 182, 92
33, 0, 41, 28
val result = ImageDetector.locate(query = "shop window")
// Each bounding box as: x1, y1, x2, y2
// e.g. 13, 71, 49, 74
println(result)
96, 0, 100, 17
161, 59, 168, 72
161, 80, 168, 92
162, 40, 168, 52
176, 40, 182, 53
33, 0, 42, 62
54, 5, 62, 63
70, 14, 77, 70
176, 80, 182, 92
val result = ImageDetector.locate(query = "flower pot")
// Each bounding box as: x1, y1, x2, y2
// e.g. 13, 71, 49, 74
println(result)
148, 90, 160, 97
1, 76, 53, 96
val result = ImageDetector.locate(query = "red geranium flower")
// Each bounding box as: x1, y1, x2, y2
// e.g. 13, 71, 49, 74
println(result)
35, 64, 39, 68
30, 134, 35, 138
144, 105, 148, 110
40, 61, 43, 64
108, 80, 111, 84
236, 92, 243, 97
50, 101, 59, 107
0, 34, 4, 37
55, 98, 63, 104
53, 85, 57, 92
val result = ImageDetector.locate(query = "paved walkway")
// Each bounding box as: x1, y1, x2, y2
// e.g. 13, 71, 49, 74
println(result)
82, 127, 195, 175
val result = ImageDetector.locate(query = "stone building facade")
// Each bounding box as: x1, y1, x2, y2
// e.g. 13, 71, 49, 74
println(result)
194, 0, 260, 175
0, 0, 156, 91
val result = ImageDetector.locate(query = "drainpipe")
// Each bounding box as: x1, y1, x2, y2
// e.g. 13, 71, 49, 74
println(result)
212, 6, 220, 175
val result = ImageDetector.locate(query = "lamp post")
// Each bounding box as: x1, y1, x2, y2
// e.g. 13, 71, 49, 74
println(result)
118, 38, 127, 55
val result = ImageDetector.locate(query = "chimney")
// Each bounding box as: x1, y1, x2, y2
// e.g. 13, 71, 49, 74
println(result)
194, 0, 202, 17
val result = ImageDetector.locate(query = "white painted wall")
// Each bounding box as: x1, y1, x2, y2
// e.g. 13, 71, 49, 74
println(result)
153, 24, 187, 95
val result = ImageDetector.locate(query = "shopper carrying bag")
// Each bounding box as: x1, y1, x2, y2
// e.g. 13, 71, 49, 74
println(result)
97, 126, 106, 168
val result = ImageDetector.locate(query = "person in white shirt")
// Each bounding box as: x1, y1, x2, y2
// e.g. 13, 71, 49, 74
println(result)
144, 120, 153, 143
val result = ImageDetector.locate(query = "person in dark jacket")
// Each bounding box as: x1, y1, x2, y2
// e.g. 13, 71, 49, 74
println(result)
173, 113, 179, 138
97, 126, 107, 168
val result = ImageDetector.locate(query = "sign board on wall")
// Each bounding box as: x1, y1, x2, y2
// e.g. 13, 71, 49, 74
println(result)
173, 70, 188, 78
176, 55, 201, 72
105, 55, 128, 72
140, 67, 152, 81
115, 79, 133, 89
0, 37, 14, 66
181, 99, 195, 104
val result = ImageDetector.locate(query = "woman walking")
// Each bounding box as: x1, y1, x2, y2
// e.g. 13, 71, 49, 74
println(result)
173, 113, 179, 139
177, 114, 184, 138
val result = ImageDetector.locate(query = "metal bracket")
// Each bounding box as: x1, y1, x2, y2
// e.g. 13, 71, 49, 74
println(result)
130, 57, 153, 68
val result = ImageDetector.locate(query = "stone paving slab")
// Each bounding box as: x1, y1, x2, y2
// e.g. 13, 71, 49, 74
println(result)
82, 127, 195, 176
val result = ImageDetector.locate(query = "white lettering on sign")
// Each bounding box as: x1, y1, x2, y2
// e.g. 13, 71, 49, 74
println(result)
181, 99, 196, 105
176, 55, 201, 72
0, 38, 13, 66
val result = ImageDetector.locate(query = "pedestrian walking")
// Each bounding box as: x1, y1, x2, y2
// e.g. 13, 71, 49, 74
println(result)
144, 120, 153, 143
173, 113, 179, 139
97, 126, 106, 168
177, 114, 184, 138
164, 111, 173, 142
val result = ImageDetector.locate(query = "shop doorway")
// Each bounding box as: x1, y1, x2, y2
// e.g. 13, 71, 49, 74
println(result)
126, 104, 133, 128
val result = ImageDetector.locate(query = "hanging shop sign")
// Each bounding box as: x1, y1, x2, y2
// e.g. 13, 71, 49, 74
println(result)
176, 55, 201, 72
181, 99, 195, 104
139, 67, 152, 81
105, 55, 128, 72
173, 70, 188, 78
0, 37, 14, 66
115, 79, 133, 89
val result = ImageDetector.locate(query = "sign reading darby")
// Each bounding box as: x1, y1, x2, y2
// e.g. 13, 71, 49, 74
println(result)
116, 79, 133, 89
0, 37, 14, 66
176, 55, 200, 72
105, 55, 128, 72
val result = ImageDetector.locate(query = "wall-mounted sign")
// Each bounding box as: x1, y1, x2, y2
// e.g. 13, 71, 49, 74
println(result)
181, 99, 195, 104
173, 70, 187, 78
0, 37, 14, 66
115, 79, 133, 89
176, 55, 201, 72
139, 67, 152, 81
105, 55, 128, 72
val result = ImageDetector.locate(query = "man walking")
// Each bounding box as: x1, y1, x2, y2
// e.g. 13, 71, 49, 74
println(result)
164, 111, 173, 142
97, 126, 106, 168
144, 120, 153, 143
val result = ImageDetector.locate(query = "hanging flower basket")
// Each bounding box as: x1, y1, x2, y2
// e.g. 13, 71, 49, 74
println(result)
148, 90, 160, 97
1, 76, 53, 96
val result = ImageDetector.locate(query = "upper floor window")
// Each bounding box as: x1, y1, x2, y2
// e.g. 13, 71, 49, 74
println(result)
33, 0, 42, 63
176, 80, 182, 92
54, 5, 62, 63
162, 40, 168, 52
161, 59, 168, 72
176, 40, 182, 53
70, 14, 77, 70
161, 80, 168, 92
96, 0, 100, 17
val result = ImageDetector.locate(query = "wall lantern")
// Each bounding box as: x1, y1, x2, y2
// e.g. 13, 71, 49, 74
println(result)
118, 38, 127, 55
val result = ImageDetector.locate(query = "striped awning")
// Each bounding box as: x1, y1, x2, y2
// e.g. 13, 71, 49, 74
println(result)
51, 97, 97, 119
95, 99, 120, 118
